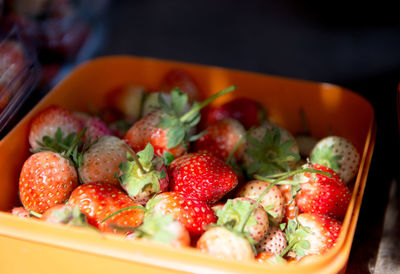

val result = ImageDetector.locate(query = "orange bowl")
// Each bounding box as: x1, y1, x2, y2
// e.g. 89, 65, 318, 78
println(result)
0, 56, 375, 273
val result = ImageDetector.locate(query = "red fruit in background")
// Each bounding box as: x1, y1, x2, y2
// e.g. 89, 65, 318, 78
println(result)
0, 40, 25, 86
28, 105, 82, 151
168, 152, 238, 204
159, 69, 202, 103
204, 97, 266, 130
19, 151, 79, 213
68, 182, 144, 233
149, 192, 216, 237
193, 118, 245, 161
295, 164, 351, 220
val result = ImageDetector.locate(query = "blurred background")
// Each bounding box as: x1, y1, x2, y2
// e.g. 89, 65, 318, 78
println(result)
1, 0, 400, 272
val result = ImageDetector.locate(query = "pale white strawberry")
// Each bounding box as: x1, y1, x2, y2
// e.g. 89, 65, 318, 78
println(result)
74, 112, 114, 143
197, 226, 254, 261
78, 136, 129, 185
236, 180, 285, 225
310, 136, 360, 184
255, 226, 287, 255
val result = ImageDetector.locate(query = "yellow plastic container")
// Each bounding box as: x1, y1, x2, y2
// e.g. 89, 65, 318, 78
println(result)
0, 56, 375, 274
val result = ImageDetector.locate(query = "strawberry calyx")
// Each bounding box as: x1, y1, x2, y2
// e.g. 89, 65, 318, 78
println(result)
46, 206, 90, 227
157, 85, 236, 149
310, 144, 342, 172
279, 218, 311, 258
246, 127, 300, 177
134, 213, 177, 244
117, 143, 166, 198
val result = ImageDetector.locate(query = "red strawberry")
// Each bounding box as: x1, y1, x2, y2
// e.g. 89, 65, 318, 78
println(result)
148, 192, 216, 237
296, 213, 341, 257
68, 182, 144, 233
78, 136, 129, 185
193, 118, 246, 161
236, 180, 285, 225
159, 69, 202, 103
215, 198, 269, 244
11, 207, 30, 218
29, 105, 82, 151
295, 164, 351, 219
197, 226, 254, 261
278, 184, 297, 222
73, 112, 114, 143
168, 152, 239, 204
255, 226, 287, 255
204, 97, 266, 130
310, 136, 360, 184
124, 86, 236, 158
19, 151, 78, 213
124, 110, 187, 158
127, 213, 190, 248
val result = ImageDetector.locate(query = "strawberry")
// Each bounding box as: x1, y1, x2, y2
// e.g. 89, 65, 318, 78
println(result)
294, 109, 318, 158
243, 121, 300, 177
310, 136, 360, 184
196, 226, 254, 261
68, 182, 144, 233
19, 151, 79, 213
204, 97, 266, 130
116, 143, 169, 205
256, 251, 286, 264
127, 213, 190, 248
255, 226, 287, 255
73, 112, 114, 143
41, 204, 89, 227
168, 152, 238, 204
295, 164, 351, 219
107, 84, 147, 123
159, 69, 202, 103
278, 184, 298, 222
11, 207, 30, 218
236, 180, 285, 225
193, 118, 246, 161
78, 136, 129, 185
215, 198, 269, 244
147, 192, 216, 237
29, 105, 82, 151
0, 40, 25, 86
293, 213, 342, 257
124, 86, 236, 158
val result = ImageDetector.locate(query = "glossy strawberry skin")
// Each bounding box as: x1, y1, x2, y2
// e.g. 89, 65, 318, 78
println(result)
168, 153, 238, 204
68, 182, 144, 233
28, 105, 82, 151
151, 192, 217, 237
295, 164, 351, 220
193, 118, 245, 161
19, 151, 78, 214
255, 226, 287, 255
123, 110, 187, 158
159, 69, 202, 103
204, 97, 265, 130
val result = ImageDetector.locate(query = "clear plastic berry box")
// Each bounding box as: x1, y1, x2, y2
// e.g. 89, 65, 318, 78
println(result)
0, 56, 375, 273
0, 26, 39, 137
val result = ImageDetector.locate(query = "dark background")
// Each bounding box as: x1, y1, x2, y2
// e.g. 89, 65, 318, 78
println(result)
100, 1, 400, 272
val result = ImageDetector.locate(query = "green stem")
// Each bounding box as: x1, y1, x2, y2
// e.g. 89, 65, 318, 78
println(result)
29, 210, 42, 218
124, 143, 147, 174
101, 206, 147, 223
180, 85, 236, 123
280, 239, 297, 257
226, 133, 246, 164
65, 128, 87, 159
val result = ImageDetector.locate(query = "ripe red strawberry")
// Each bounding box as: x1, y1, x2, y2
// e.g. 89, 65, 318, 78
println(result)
73, 112, 114, 143
41, 204, 89, 227
204, 97, 266, 130
126, 213, 190, 248
278, 184, 297, 222
124, 86, 236, 158
19, 151, 78, 213
295, 164, 351, 219
255, 226, 287, 255
148, 192, 216, 237
168, 152, 239, 204
29, 105, 82, 151
68, 182, 144, 233
236, 180, 285, 225
78, 136, 129, 185
296, 213, 341, 257
196, 226, 254, 261
310, 136, 360, 184
124, 110, 187, 158
193, 118, 246, 161
159, 69, 202, 103
215, 198, 269, 244
11, 207, 30, 218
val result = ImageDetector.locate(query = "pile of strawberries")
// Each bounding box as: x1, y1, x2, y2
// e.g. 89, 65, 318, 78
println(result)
12, 69, 361, 264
